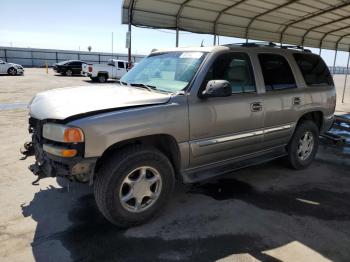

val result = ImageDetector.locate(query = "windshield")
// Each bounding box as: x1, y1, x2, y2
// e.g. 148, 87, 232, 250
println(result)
121, 51, 206, 93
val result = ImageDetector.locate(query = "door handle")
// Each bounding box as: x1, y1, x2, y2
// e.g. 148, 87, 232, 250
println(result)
293, 97, 301, 105
251, 102, 263, 112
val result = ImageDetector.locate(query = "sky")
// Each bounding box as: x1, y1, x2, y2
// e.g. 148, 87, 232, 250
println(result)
1, 0, 349, 66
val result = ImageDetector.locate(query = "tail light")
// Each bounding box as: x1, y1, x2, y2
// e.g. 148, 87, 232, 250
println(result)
88, 66, 92, 72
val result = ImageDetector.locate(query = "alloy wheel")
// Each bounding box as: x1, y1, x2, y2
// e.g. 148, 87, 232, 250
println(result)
119, 166, 162, 213
297, 131, 314, 161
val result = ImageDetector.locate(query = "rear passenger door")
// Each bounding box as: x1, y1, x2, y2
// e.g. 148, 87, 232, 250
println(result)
257, 53, 304, 148
189, 52, 265, 167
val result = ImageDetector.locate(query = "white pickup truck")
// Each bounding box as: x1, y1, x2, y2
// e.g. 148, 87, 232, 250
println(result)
82, 59, 128, 83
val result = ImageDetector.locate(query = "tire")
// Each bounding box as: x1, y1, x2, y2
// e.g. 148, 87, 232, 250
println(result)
94, 145, 175, 227
65, 69, 73, 76
98, 74, 107, 83
8, 67, 17, 76
287, 120, 319, 169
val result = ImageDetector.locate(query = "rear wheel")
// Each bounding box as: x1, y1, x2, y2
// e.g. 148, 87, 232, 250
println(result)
287, 120, 319, 169
94, 146, 175, 227
98, 74, 107, 83
8, 67, 17, 76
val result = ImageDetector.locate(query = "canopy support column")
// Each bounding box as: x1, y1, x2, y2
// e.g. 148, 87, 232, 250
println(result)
213, 34, 216, 45
342, 48, 350, 103
127, 0, 135, 68
128, 20, 132, 67
176, 28, 179, 47
332, 50, 338, 74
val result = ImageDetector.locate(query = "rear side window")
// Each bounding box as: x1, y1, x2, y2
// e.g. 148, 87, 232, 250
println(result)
205, 52, 256, 93
118, 62, 125, 69
69, 62, 81, 66
293, 53, 334, 86
258, 54, 297, 91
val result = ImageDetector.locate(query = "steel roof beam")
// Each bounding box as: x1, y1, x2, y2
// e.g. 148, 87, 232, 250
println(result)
213, 0, 248, 38
245, 0, 300, 41
301, 16, 350, 47
280, 1, 350, 44
319, 25, 350, 50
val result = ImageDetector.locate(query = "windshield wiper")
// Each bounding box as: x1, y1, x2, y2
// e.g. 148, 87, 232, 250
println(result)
129, 83, 157, 92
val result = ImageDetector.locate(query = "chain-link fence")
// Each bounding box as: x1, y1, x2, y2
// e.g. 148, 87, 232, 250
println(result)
329, 66, 350, 75
0, 47, 146, 67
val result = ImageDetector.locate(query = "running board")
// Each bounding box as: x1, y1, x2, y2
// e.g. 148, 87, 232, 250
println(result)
182, 148, 287, 183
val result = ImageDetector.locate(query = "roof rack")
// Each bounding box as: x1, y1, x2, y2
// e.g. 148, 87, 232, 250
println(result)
223, 42, 312, 53
280, 45, 312, 53
224, 41, 277, 48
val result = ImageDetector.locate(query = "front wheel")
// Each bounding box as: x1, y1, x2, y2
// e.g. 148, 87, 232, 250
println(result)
98, 74, 107, 83
65, 69, 73, 76
8, 67, 17, 76
287, 120, 319, 169
94, 146, 175, 227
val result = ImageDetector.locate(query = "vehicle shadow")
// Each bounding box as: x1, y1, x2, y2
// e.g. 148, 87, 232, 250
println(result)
82, 79, 118, 84
21, 145, 350, 262
53, 74, 86, 78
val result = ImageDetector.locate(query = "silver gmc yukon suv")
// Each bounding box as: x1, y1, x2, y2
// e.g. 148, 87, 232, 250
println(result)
23, 43, 336, 227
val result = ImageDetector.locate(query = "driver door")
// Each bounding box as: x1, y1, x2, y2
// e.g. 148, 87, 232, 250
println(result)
188, 52, 264, 167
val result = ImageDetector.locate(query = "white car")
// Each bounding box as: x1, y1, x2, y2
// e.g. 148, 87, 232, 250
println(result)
82, 59, 128, 83
0, 60, 24, 75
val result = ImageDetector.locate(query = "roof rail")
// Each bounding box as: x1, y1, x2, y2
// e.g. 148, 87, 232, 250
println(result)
223, 42, 312, 53
224, 41, 277, 48
281, 45, 312, 53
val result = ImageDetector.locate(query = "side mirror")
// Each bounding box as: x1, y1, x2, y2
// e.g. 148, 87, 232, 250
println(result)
201, 80, 232, 98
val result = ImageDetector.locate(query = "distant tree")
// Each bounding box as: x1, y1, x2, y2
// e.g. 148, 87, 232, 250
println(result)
88, 46, 92, 52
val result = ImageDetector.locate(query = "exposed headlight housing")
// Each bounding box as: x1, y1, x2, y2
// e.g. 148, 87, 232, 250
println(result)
43, 123, 84, 143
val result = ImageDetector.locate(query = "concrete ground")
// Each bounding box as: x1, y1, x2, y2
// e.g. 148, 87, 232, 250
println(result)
0, 69, 349, 262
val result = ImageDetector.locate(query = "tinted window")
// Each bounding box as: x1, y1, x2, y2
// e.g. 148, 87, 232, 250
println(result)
69, 62, 81, 66
118, 62, 125, 69
205, 52, 256, 93
293, 53, 333, 86
258, 54, 297, 91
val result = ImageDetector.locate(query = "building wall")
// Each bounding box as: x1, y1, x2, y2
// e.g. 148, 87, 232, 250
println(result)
0, 46, 146, 67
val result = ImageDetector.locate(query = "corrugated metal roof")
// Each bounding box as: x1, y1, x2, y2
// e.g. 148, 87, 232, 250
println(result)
122, 0, 350, 51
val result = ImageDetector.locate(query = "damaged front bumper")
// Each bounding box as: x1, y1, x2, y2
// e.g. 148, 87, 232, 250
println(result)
21, 140, 97, 185
22, 117, 98, 185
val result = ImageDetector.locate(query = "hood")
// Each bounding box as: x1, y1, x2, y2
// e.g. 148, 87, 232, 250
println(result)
29, 84, 171, 120
9, 63, 22, 67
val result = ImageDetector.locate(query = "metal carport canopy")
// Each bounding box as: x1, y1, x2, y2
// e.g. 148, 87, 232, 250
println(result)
122, 0, 350, 51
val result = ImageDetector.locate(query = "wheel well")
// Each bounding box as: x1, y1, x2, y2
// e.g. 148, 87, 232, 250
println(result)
94, 134, 181, 179
297, 111, 323, 130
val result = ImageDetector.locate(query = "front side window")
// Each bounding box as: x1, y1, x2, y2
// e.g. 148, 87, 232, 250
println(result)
204, 52, 256, 93
258, 54, 297, 91
293, 53, 334, 86
121, 51, 206, 93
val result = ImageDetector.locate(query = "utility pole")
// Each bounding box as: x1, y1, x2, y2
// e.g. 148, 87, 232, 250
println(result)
112, 32, 114, 59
